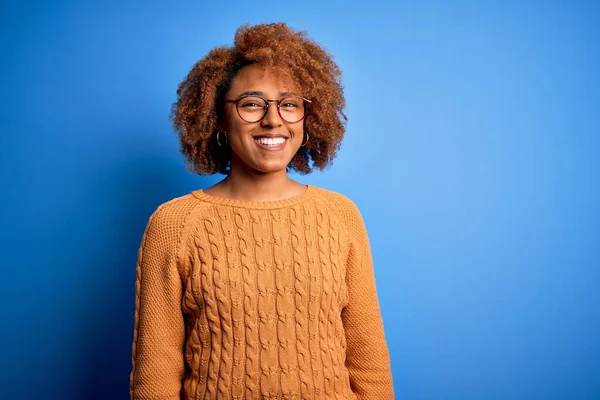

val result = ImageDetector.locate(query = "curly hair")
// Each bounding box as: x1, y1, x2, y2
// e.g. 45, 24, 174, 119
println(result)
170, 22, 347, 175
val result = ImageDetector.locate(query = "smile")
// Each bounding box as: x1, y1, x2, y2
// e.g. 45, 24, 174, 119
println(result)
253, 136, 288, 151
254, 137, 287, 146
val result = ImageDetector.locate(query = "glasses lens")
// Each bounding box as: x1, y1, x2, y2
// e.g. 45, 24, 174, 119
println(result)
279, 97, 305, 123
237, 96, 267, 123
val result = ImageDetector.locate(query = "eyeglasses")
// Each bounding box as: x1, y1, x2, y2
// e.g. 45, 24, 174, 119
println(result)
225, 95, 311, 124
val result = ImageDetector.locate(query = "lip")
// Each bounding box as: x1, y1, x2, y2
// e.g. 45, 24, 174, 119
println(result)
253, 135, 288, 151
252, 133, 289, 139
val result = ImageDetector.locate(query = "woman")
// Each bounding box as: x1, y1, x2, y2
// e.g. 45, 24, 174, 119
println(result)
130, 23, 394, 400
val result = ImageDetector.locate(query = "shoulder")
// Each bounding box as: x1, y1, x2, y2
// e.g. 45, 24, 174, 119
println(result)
312, 186, 359, 210
143, 192, 204, 247
148, 192, 198, 223
311, 186, 367, 234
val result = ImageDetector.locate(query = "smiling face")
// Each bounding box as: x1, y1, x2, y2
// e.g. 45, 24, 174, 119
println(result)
220, 64, 305, 176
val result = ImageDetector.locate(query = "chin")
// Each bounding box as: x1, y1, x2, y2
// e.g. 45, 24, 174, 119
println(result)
253, 162, 289, 174
232, 150, 297, 175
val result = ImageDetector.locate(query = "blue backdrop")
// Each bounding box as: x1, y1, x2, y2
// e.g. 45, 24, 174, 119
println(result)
1, 1, 599, 399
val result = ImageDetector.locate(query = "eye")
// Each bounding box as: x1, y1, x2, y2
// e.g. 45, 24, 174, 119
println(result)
240, 101, 261, 108
281, 99, 300, 108
238, 97, 266, 108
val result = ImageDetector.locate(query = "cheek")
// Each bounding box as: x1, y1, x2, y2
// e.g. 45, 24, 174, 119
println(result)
223, 115, 242, 133
221, 107, 243, 132
290, 124, 304, 141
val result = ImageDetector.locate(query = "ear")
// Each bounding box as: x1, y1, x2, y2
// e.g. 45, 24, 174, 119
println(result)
216, 113, 228, 133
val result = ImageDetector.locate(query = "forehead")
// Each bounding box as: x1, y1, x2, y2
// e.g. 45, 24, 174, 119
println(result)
227, 64, 298, 96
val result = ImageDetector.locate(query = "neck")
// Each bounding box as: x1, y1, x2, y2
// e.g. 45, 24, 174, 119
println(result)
219, 165, 301, 202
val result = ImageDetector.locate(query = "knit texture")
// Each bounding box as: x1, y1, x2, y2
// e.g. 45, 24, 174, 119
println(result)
130, 185, 394, 400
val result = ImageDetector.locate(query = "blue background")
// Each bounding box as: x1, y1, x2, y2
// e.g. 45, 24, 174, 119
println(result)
1, 1, 599, 399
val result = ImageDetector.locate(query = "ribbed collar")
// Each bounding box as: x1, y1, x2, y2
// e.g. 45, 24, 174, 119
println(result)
191, 184, 316, 210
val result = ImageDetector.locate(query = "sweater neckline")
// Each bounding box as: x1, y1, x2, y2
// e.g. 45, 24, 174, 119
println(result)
191, 184, 316, 210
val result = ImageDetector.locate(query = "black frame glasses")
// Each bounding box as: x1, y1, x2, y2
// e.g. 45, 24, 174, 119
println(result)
225, 95, 312, 124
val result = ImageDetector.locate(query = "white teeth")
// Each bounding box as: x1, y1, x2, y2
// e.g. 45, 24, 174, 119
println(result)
255, 137, 286, 146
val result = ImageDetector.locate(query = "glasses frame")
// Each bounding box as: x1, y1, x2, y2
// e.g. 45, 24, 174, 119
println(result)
224, 95, 312, 124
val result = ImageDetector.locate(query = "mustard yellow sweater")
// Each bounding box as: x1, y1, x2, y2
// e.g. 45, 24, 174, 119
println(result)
130, 185, 394, 400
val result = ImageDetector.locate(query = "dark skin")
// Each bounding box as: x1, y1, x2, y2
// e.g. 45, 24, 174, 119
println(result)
204, 65, 307, 201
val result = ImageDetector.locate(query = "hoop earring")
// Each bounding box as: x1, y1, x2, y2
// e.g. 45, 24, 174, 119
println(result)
301, 131, 310, 147
217, 131, 227, 147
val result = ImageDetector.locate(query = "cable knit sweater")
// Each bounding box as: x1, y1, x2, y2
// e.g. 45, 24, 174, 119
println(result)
130, 185, 394, 400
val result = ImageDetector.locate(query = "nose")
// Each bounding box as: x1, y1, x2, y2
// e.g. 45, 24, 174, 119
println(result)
261, 101, 283, 127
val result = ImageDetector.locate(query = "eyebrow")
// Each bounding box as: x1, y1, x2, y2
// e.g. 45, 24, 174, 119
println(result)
236, 91, 293, 98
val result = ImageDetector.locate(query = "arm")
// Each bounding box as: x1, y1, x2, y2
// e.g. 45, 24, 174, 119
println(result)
342, 207, 395, 399
130, 206, 186, 400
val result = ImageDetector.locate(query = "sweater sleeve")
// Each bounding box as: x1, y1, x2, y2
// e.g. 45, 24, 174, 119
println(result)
130, 205, 186, 400
341, 203, 395, 399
